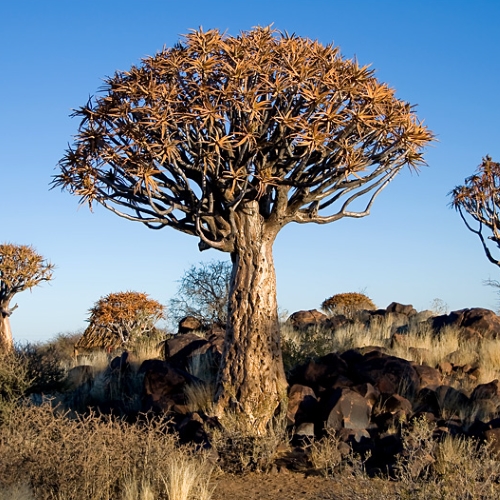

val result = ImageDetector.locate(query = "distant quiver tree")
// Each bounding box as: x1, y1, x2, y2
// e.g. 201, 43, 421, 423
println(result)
75, 291, 164, 353
321, 292, 376, 319
450, 156, 500, 267
0, 244, 54, 351
53, 27, 433, 433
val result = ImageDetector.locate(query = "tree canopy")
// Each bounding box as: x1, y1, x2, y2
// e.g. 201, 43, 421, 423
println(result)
0, 244, 54, 349
53, 27, 433, 252
75, 291, 165, 352
450, 156, 500, 267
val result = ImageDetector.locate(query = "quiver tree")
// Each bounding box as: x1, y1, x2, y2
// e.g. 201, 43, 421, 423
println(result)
53, 27, 433, 433
75, 291, 164, 353
322, 292, 376, 319
450, 156, 500, 267
0, 244, 54, 351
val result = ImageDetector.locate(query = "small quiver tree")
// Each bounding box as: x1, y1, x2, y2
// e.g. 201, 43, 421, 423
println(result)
53, 27, 433, 433
321, 292, 376, 319
450, 156, 500, 267
75, 292, 165, 354
0, 244, 54, 351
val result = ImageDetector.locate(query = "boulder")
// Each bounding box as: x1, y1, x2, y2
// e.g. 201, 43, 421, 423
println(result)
386, 302, 417, 317
352, 352, 420, 398
178, 316, 204, 334
412, 364, 442, 389
382, 394, 412, 416
290, 352, 349, 393
430, 308, 500, 340
470, 379, 500, 402
286, 384, 319, 427
435, 385, 470, 416
324, 388, 372, 432
165, 333, 210, 366
287, 309, 330, 330
140, 360, 196, 413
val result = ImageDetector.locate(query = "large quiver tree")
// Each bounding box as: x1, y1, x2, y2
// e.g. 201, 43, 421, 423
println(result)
450, 156, 500, 267
0, 244, 54, 351
53, 27, 433, 433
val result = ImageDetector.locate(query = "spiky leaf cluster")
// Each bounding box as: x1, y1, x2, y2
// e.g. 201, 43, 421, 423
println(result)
450, 156, 500, 267
0, 244, 54, 312
77, 292, 165, 349
53, 26, 433, 252
321, 292, 376, 318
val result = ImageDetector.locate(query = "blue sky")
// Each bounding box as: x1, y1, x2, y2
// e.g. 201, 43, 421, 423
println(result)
2, 0, 500, 343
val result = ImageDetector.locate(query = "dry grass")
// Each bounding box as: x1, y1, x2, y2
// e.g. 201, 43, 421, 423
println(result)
0, 404, 213, 500
210, 410, 288, 473
162, 454, 214, 500
0, 484, 35, 500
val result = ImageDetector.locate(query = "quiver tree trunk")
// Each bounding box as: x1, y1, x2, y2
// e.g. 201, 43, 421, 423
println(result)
0, 302, 14, 352
215, 202, 288, 434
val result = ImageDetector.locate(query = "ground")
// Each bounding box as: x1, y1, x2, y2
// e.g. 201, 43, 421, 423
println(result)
211, 472, 338, 500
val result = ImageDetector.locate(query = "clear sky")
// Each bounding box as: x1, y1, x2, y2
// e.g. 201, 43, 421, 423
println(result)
2, 0, 500, 343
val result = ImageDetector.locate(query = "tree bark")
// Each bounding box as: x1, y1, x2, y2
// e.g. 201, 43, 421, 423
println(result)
215, 201, 288, 434
0, 301, 14, 352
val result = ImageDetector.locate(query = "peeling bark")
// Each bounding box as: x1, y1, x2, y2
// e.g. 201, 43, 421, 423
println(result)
215, 202, 287, 434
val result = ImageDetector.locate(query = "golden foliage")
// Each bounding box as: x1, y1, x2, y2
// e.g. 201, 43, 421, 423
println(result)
450, 156, 500, 267
76, 291, 164, 350
0, 243, 54, 304
321, 292, 376, 318
54, 26, 434, 251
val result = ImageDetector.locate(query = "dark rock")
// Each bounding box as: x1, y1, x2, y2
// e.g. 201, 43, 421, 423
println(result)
287, 309, 330, 330
325, 388, 372, 432
286, 384, 318, 427
382, 394, 412, 416
413, 364, 442, 389
291, 352, 349, 393
386, 302, 417, 317
141, 360, 197, 413
165, 333, 209, 359
430, 308, 500, 340
353, 353, 420, 398
435, 385, 470, 416
340, 349, 364, 367
414, 388, 441, 416
470, 379, 500, 401
178, 316, 204, 334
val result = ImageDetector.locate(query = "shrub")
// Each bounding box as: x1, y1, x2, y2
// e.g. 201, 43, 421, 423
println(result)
169, 260, 231, 327
0, 404, 213, 500
0, 350, 31, 425
321, 292, 376, 318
